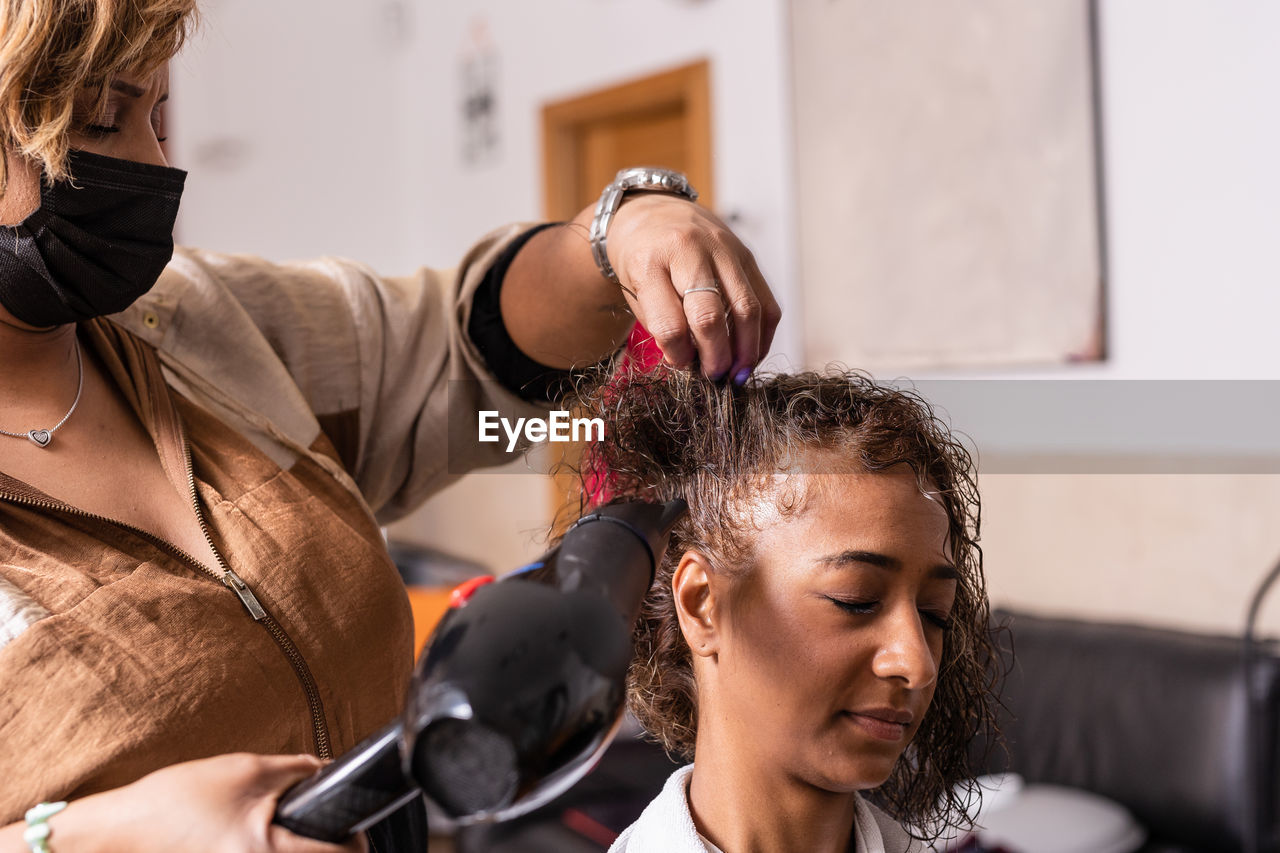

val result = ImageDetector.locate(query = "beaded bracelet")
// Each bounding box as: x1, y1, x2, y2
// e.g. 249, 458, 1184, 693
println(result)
23, 802, 67, 853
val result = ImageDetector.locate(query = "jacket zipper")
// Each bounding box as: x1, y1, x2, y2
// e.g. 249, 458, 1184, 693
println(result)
0, 450, 334, 761
176, 440, 332, 760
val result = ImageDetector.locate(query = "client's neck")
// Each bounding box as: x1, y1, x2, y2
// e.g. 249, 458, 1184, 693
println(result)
687, 721, 859, 853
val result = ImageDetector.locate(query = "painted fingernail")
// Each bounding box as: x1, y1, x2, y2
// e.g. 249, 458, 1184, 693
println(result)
733, 368, 752, 386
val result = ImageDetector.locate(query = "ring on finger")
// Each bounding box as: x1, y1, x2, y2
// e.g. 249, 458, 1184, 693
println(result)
682, 281, 722, 299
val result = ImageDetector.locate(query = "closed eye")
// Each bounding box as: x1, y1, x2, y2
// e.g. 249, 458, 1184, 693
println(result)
827, 597, 953, 632
827, 597, 877, 615
920, 610, 953, 632
82, 123, 121, 137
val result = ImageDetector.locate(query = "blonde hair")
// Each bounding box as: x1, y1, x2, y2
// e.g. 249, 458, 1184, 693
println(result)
0, 0, 199, 193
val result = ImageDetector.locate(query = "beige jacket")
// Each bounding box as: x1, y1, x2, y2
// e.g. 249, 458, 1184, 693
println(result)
0, 226, 547, 823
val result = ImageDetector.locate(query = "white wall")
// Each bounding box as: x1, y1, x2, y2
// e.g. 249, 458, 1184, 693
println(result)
1093, 0, 1280, 381
170, 0, 405, 264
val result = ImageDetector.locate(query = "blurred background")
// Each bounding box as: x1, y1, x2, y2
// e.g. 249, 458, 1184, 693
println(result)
166, 1, 1280, 849
168, 0, 1280, 639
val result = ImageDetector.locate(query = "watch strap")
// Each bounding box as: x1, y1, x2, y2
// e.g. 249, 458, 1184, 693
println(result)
589, 168, 698, 286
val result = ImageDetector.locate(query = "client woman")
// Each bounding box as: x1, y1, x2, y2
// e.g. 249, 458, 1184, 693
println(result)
573, 370, 997, 853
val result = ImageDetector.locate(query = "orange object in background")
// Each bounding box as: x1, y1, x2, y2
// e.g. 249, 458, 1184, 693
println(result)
404, 586, 456, 660
388, 541, 492, 661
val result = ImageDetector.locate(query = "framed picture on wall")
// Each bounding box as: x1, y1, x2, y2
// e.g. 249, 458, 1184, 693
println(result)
791, 0, 1107, 370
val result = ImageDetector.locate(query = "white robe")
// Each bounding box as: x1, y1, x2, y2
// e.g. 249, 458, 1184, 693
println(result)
609, 764, 924, 853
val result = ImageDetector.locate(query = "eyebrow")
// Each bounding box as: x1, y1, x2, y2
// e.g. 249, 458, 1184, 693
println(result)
109, 80, 148, 98
817, 549, 959, 580
108, 81, 168, 105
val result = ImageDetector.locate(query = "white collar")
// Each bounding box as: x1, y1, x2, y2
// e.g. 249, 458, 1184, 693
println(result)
611, 764, 888, 853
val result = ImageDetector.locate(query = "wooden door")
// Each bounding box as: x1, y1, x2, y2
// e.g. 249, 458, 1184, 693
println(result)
541, 60, 715, 525
543, 60, 714, 220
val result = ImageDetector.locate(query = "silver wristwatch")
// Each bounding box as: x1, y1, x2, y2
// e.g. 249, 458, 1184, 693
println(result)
589, 167, 699, 286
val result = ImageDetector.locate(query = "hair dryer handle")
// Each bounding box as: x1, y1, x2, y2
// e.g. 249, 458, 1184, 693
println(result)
273, 720, 421, 842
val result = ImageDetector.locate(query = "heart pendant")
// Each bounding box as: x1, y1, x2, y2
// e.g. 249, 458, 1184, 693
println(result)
27, 429, 52, 448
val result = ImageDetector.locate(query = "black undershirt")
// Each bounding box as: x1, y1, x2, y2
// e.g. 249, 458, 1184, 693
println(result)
466, 223, 581, 403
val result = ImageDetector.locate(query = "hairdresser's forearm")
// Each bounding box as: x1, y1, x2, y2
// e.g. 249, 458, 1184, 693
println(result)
499, 206, 633, 370
0, 753, 355, 853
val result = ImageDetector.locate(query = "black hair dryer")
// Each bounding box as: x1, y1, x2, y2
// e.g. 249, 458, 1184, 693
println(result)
273, 498, 687, 841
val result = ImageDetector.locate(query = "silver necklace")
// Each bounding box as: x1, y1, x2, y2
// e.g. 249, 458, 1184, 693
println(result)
0, 338, 84, 448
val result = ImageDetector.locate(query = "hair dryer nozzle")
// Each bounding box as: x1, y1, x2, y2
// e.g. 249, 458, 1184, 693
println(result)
415, 716, 519, 817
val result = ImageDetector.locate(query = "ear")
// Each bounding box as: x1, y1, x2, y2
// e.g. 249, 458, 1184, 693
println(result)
672, 550, 720, 658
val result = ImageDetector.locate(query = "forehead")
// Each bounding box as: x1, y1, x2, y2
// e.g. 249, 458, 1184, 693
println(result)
745, 459, 952, 560
119, 63, 170, 90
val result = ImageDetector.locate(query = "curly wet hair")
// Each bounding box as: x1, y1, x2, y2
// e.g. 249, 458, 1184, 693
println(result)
0, 0, 199, 193
566, 367, 998, 839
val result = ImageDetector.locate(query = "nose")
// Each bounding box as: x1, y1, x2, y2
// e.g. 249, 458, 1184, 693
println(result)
114, 128, 169, 169
870, 605, 940, 689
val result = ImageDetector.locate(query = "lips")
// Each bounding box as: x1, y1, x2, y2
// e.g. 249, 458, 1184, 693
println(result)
842, 707, 913, 741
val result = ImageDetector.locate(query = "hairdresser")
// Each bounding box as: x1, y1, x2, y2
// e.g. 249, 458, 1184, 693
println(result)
0, 3, 779, 851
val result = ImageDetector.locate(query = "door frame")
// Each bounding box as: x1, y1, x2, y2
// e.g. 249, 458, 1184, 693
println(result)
541, 59, 715, 220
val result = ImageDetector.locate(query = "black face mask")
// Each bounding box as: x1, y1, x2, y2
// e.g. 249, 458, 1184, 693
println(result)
0, 149, 186, 328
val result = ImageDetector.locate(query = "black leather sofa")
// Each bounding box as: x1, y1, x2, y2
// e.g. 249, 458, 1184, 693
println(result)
980, 609, 1280, 853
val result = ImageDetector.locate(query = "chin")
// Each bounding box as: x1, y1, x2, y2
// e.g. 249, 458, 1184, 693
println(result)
801, 752, 900, 794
